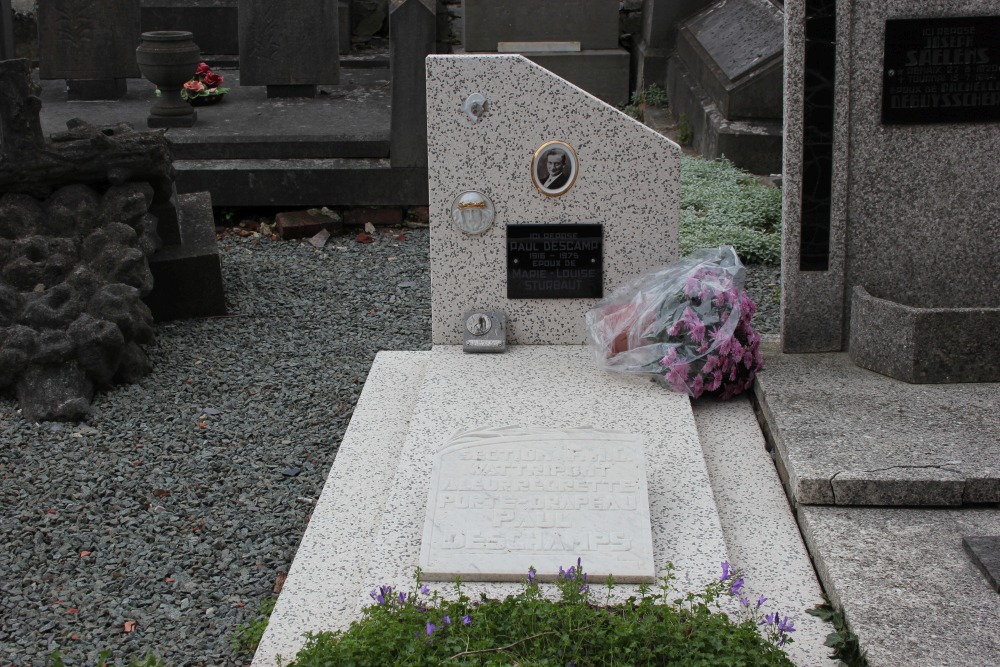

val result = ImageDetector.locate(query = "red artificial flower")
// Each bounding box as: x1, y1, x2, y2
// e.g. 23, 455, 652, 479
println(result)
195, 62, 211, 75
203, 72, 223, 87
184, 80, 206, 93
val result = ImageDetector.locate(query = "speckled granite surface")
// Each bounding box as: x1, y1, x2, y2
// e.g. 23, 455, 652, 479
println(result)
800, 505, 1000, 667
426, 54, 681, 345
754, 341, 1000, 506
781, 0, 1000, 353
360, 346, 727, 606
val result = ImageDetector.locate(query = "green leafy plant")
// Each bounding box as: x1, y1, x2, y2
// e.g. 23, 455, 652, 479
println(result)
232, 596, 277, 655
621, 84, 669, 120
679, 155, 782, 265
808, 600, 868, 666
640, 83, 669, 107
287, 560, 797, 666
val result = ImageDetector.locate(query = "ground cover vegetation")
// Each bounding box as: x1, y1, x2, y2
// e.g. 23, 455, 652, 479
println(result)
679, 156, 782, 265
280, 560, 797, 666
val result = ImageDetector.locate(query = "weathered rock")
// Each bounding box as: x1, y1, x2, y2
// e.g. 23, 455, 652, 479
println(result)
43, 184, 101, 237
87, 284, 154, 344
0, 283, 22, 325
33, 329, 75, 364
19, 282, 83, 328
69, 313, 125, 387
0, 324, 37, 389
15, 362, 94, 422
0, 63, 173, 420
0, 193, 43, 239
115, 341, 152, 384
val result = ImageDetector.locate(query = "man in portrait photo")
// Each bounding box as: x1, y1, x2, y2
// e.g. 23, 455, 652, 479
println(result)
539, 148, 571, 190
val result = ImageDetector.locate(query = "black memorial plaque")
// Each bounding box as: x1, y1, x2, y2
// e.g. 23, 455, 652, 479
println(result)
883, 17, 1000, 124
507, 224, 603, 299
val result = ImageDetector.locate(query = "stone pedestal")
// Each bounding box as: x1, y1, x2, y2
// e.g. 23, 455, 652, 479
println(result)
144, 191, 227, 321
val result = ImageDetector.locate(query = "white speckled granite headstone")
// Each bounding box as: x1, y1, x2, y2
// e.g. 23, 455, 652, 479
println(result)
427, 54, 681, 345
419, 426, 656, 583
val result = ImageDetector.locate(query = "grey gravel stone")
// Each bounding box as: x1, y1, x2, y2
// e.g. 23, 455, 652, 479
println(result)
0, 228, 776, 664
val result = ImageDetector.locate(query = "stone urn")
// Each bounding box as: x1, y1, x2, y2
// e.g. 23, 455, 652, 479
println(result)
135, 31, 201, 128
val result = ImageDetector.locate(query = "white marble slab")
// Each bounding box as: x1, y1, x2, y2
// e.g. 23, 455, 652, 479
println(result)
693, 396, 833, 667
420, 426, 655, 582
426, 55, 681, 344
359, 345, 729, 610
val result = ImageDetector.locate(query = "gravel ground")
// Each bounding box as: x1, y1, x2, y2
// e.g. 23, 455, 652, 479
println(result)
0, 227, 780, 666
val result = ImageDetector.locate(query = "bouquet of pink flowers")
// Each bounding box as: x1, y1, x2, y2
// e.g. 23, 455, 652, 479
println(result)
181, 62, 230, 102
585, 246, 763, 399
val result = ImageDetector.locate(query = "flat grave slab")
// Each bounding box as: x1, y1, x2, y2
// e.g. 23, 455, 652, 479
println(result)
420, 426, 655, 583
360, 345, 728, 609
252, 349, 833, 666
754, 342, 1000, 505
799, 505, 1000, 667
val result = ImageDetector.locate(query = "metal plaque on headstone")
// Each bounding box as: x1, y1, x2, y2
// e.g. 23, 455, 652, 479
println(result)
882, 17, 1000, 124
37, 0, 141, 81
419, 426, 655, 583
462, 309, 506, 353
507, 224, 602, 299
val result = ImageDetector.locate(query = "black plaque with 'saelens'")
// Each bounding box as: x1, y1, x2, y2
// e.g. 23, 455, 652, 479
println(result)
882, 17, 1000, 124
506, 224, 603, 299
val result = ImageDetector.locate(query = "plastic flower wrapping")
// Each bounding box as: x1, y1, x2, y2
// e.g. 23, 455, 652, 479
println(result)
585, 246, 763, 399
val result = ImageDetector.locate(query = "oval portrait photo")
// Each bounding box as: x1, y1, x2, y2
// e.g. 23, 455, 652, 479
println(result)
531, 140, 578, 197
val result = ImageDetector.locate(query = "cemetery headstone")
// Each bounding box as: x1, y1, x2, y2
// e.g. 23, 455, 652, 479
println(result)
781, 0, 1000, 383
462, 0, 629, 106
665, 0, 783, 173
140, 0, 240, 56
631, 0, 715, 91
36, 0, 141, 100
238, 0, 339, 97
427, 54, 680, 345
389, 0, 434, 168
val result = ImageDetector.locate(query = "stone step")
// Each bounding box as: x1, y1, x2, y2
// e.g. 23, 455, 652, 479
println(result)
753, 342, 1000, 507
172, 158, 426, 206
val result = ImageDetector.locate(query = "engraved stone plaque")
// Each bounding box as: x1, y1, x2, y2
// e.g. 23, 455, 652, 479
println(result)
419, 426, 655, 583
